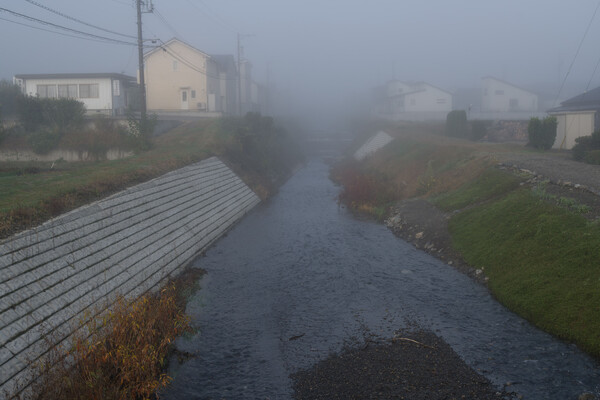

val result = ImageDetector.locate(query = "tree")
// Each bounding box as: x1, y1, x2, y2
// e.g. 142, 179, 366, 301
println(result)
528, 116, 557, 150
445, 110, 468, 138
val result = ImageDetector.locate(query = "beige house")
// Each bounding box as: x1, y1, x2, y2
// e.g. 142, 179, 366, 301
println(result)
143, 38, 229, 114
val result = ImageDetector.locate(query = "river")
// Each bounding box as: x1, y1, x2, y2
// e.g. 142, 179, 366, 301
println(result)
162, 159, 600, 400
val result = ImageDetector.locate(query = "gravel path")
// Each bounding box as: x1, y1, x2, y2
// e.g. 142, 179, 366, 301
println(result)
494, 150, 600, 195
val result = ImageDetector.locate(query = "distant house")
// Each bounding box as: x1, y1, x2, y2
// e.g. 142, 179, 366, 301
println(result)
143, 38, 235, 115
13, 73, 135, 115
481, 77, 538, 113
372, 80, 452, 121
547, 87, 600, 149
210, 54, 238, 115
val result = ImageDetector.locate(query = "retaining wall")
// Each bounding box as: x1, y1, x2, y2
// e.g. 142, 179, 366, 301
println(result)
354, 131, 394, 161
0, 157, 261, 396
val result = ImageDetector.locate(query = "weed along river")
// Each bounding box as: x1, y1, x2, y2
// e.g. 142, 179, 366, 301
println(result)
162, 160, 600, 400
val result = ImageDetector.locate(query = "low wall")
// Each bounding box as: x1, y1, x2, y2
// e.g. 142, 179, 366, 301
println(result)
0, 157, 261, 395
0, 148, 133, 162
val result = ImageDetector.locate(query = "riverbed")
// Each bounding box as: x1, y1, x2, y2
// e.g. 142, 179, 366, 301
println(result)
162, 159, 600, 399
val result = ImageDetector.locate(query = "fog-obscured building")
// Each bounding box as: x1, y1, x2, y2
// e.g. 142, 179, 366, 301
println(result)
372, 80, 452, 121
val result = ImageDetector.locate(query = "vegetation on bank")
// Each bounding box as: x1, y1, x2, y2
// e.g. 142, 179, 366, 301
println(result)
335, 127, 600, 358
0, 112, 303, 239
12, 269, 203, 400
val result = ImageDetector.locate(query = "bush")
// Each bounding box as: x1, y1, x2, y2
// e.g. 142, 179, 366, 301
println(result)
572, 130, 600, 162
19, 285, 191, 400
0, 80, 22, 117
527, 116, 557, 150
469, 120, 488, 141
17, 96, 85, 133
28, 126, 62, 154
445, 110, 468, 138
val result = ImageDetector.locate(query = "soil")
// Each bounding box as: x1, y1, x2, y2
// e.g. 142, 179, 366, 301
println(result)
292, 330, 515, 400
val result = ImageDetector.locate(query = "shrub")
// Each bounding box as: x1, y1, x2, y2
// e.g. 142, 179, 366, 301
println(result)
28, 126, 62, 154
572, 130, 600, 162
469, 120, 488, 141
21, 285, 191, 400
445, 110, 468, 138
17, 96, 85, 133
0, 79, 22, 117
527, 116, 557, 150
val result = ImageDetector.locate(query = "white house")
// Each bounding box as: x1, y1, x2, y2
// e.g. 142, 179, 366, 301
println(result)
372, 80, 452, 121
547, 86, 600, 149
13, 73, 135, 115
481, 76, 538, 114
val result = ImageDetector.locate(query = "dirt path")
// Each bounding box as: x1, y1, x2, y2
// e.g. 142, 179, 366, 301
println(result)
494, 150, 600, 195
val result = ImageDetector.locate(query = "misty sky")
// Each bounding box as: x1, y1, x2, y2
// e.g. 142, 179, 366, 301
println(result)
2, 0, 600, 111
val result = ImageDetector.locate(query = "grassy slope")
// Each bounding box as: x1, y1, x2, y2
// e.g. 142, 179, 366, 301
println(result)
446, 186, 600, 357
340, 130, 600, 358
0, 118, 294, 238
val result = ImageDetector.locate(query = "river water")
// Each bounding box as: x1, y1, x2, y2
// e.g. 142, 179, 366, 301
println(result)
162, 159, 600, 400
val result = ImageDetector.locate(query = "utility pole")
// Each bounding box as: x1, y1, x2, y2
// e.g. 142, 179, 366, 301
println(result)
136, 0, 152, 129
237, 33, 254, 116
237, 33, 242, 116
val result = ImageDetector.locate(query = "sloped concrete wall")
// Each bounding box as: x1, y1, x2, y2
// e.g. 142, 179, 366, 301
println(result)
0, 157, 260, 395
354, 131, 394, 161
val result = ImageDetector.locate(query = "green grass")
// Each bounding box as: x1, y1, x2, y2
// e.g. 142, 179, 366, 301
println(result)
0, 117, 300, 238
433, 168, 523, 212
449, 189, 600, 357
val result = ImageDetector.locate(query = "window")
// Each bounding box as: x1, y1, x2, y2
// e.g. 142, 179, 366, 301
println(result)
509, 98, 519, 109
112, 80, 120, 96
58, 84, 77, 98
37, 84, 57, 98
182, 91, 187, 101
191, 90, 196, 99
79, 83, 99, 98
436, 98, 447, 104
173, 60, 178, 71
495, 90, 504, 95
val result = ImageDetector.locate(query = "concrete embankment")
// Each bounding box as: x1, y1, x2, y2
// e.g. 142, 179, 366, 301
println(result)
0, 156, 260, 395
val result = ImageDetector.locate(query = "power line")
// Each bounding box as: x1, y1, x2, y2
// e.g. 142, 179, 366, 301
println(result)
23, 0, 137, 39
0, 7, 139, 46
184, 0, 237, 34
153, 8, 183, 40
553, 0, 600, 106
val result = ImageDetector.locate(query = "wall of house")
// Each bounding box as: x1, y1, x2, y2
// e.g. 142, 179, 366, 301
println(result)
553, 111, 595, 149
404, 86, 452, 113
145, 41, 209, 111
0, 157, 261, 396
22, 78, 113, 113
482, 79, 538, 112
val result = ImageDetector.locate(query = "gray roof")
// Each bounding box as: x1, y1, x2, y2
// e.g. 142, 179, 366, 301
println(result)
14, 73, 136, 81
547, 86, 600, 113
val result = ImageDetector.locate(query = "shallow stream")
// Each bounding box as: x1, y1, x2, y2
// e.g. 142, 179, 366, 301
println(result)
162, 159, 600, 400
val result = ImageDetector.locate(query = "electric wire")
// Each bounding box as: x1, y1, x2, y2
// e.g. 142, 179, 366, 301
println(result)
553, 0, 600, 106
153, 8, 183, 40
23, 0, 137, 39
0, 7, 140, 46
184, 0, 237, 34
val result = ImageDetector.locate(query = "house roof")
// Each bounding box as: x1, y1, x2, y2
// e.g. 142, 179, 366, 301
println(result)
482, 76, 537, 96
144, 37, 210, 59
547, 86, 600, 113
14, 73, 136, 81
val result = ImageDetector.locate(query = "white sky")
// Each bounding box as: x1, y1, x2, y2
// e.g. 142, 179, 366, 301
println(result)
2, 0, 600, 112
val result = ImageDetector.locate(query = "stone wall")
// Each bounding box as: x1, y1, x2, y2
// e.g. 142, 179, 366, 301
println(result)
0, 157, 261, 395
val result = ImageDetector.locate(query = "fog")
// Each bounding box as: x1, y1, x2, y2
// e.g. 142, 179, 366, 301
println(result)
2, 0, 600, 118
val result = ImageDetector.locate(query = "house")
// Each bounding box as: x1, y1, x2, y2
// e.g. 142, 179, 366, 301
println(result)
143, 38, 234, 115
547, 86, 600, 149
13, 73, 135, 115
210, 54, 238, 115
481, 77, 538, 113
372, 80, 452, 121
